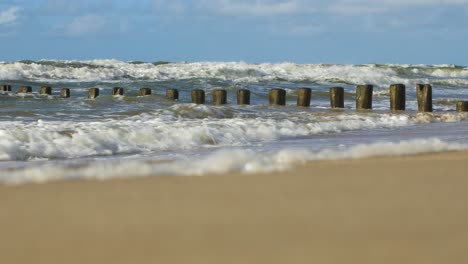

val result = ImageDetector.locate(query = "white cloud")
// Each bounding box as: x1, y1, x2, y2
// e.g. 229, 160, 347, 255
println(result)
194, 0, 468, 16
274, 23, 326, 36
65, 15, 108, 36
327, 0, 468, 15
41, 0, 116, 15
200, 0, 303, 16
153, 0, 186, 14
60, 14, 130, 37
0, 6, 19, 25
328, 4, 386, 15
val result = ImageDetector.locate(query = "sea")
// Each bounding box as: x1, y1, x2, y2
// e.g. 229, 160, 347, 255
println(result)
1, 59, 468, 184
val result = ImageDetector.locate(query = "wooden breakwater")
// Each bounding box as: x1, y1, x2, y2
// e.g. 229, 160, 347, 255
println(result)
1, 84, 467, 112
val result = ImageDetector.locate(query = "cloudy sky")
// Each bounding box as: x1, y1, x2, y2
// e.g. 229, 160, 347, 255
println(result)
1, 0, 468, 64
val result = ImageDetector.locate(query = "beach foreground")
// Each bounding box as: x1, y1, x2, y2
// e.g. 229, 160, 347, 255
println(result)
1, 151, 468, 264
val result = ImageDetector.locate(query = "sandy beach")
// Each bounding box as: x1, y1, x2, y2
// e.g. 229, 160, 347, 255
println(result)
1, 151, 468, 264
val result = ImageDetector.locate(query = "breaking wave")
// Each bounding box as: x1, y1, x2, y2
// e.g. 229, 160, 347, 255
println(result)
1, 60, 468, 87
2, 138, 466, 184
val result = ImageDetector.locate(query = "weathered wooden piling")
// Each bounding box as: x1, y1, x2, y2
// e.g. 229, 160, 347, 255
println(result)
297, 88, 311, 107
166, 89, 179, 100
40, 86, 52, 95
237, 89, 250, 105
389, 84, 406, 111
416, 84, 433, 112
88, 88, 99, 99
60, 88, 70, 98
191, 89, 205, 104
18, 86, 32, 93
1, 85, 11, 91
330, 87, 344, 108
212, 89, 227, 105
456, 101, 468, 112
269, 89, 286, 106
139, 88, 152, 96
112, 87, 124, 96
356, 85, 373, 110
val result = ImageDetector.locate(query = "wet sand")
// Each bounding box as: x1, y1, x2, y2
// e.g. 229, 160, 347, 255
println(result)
1, 151, 468, 264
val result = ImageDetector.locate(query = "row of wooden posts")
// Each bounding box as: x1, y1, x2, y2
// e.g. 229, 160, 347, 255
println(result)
2, 84, 468, 112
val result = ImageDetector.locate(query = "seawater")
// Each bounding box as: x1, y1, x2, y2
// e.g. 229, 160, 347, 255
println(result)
1, 60, 468, 184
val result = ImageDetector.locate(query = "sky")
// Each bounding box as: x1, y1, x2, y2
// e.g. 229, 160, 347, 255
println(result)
1, 0, 468, 64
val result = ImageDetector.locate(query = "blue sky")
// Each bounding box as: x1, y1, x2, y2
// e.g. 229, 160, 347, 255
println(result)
1, 0, 468, 64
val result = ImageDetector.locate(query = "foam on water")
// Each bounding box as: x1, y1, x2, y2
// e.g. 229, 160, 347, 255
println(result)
2, 138, 466, 185
172, 138, 467, 175
2, 60, 468, 185
0, 109, 423, 161
1, 60, 468, 87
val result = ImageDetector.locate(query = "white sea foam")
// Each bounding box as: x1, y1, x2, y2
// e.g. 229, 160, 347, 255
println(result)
0, 109, 417, 161
168, 138, 467, 175
2, 138, 466, 185
1, 60, 468, 86
2, 103, 467, 163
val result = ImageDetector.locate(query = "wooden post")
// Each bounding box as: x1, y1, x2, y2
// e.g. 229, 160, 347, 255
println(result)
416, 84, 433, 112
456, 101, 468, 112
139, 88, 152, 96
330, 87, 344, 108
60, 88, 70, 98
356, 85, 373, 110
88, 88, 99, 99
18, 86, 32, 93
191, 89, 205, 104
40, 86, 52, 95
112, 87, 124, 96
237, 89, 250, 105
166, 89, 179, 100
212, 89, 227, 105
1, 85, 11, 91
389, 84, 406, 111
297, 88, 311, 107
269, 89, 286, 106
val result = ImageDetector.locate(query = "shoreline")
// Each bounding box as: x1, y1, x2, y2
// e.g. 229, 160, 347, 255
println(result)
1, 151, 468, 263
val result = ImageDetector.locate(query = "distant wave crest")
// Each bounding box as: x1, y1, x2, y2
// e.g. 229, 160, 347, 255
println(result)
1, 59, 468, 86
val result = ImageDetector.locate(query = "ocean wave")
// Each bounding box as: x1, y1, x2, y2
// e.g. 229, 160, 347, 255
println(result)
2, 138, 466, 184
1, 60, 468, 86
2, 106, 467, 162
169, 138, 467, 175
0, 111, 415, 161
